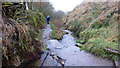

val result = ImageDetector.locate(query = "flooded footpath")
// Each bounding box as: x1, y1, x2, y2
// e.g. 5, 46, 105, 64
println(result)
28, 24, 114, 67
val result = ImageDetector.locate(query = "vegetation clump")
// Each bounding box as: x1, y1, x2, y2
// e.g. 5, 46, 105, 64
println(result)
50, 23, 66, 40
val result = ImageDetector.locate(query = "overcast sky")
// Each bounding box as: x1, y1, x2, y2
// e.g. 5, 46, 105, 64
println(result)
49, 0, 84, 12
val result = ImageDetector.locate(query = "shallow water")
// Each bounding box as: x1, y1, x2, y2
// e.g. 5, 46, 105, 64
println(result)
29, 24, 114, 66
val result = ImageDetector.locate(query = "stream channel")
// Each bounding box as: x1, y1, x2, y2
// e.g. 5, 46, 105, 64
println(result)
29, 24, 114, 67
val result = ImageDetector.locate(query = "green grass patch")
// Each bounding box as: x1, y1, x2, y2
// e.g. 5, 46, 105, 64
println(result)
50, 30, 57, 39
51, 24, 56, 30
81, 38, 119, 61
76, 40, 85, 43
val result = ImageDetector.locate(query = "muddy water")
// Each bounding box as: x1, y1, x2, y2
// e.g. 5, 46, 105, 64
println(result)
29, 24, 114, 66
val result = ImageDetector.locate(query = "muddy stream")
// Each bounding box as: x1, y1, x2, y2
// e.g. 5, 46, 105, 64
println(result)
29, 24, 114, 67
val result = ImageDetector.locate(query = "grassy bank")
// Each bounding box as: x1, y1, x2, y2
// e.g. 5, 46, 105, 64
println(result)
2, 2, 47, 66
63, 2, 119, 61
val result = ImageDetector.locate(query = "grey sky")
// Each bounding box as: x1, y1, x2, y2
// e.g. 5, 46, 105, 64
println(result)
49, 0, 84, 12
